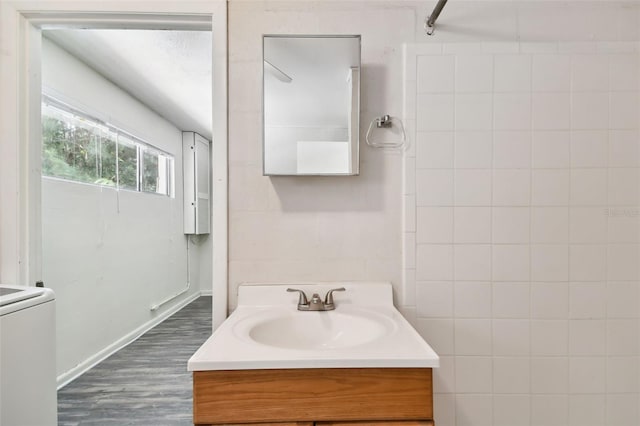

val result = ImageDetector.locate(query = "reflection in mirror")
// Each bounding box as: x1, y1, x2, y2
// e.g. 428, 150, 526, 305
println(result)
263, 35, 361, 176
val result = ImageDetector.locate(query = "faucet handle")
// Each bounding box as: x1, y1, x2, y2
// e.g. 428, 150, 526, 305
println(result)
287, 288, 309, 306
324, 287, 346, 306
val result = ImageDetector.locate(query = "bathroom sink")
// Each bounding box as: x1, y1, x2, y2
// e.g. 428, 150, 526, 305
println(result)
238, 309, 396, 350
188, 282, 440, 371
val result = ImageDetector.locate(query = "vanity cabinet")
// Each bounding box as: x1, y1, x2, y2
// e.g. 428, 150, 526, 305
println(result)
193, 368, 434, 426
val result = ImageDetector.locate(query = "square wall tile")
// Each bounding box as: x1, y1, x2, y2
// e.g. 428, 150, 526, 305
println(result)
432, 355, 455, 393
531, 207, 569, 243
569, 245, 607, 281
532, 131, 570, 169
569, 395, 605, 426
571, 54, 609, 91
531, 282, 569, 319
608, 130, 639, 168
417, 93, 454, 131
533, 93, 570, 130
607, 319, 639, 356
570, 130, 608, 168
455, 319, 492, 355
454, 246, 491, 282
493, 131, 531, 169
494, 55, 532, 92
416, 131, 454, 169
608, 212, 640, 243
455, 131, 492, 168
493, 282, 530, 318
454, 207, 491, 243
610, 92, 639, 130
493, 245, 530, 282
415, 318, 454, 355
455, 93, 493, 130
455, 55, 493, 93
569, 319, 606, 356
455, 356, 492, 393
569, 357, 606, 393
455, 169, 492, 206
433, 394, 456, 426
416, 244, 453, 281
493, 93, 532, 130
570, 169, 607, 206
493, 207, 530, 243
570, 282, 606, 319
493, 395, 530, 426
531, 245, 569, 281
606, 357, 639, 393
531, 320, 569, 356
416, 169, 454, 206
532, 169, 570, 206
606, 394, 639, 426
493, 357, 530, 393
493, 319, 530, 356
456, 395, 493, 426
532, 357, 569, 394
533, 54, 571, 91
532, 395, 569, 426
417, 55, 455, 93
608, 168, 639, 206
609, 54, 638, 92
571, 92, 609, 130
416, 281, 453, 318
570, 207, 607, 244
607, 244, 639, 281
606, 282, 638, 318
454, 281, 491, 317
493, 169, 531, 206
417, 207, 453, 244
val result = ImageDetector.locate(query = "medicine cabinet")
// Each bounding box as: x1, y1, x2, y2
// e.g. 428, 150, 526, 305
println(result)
183, 132, 210, 235
262, 35, 361, 176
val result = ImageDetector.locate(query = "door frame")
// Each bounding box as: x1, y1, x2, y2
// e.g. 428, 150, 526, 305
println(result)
0, 1, 228, 329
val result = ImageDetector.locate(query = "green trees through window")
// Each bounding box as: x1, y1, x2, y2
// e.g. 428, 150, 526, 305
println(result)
42, 97, 174, 197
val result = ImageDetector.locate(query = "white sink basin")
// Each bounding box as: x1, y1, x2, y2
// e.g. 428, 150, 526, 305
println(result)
188, 282, 440, 371
239, 309, 396, 350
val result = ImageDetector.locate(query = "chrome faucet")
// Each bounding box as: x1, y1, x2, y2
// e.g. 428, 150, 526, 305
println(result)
286, 287, 345, 311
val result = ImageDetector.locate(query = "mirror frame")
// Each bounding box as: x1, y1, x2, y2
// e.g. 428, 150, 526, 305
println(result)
262, 34, 361, 176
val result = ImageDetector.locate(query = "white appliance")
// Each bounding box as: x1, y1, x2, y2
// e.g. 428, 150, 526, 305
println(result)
0, 284, 57, 426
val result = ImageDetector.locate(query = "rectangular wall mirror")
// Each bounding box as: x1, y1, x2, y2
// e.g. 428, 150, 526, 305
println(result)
263, 35, 361, 176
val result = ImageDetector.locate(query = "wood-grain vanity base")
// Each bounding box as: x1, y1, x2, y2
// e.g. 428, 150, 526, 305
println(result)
193, 368, 433, 425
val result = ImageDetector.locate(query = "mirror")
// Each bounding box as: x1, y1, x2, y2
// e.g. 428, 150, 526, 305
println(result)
263, 35, 361, 176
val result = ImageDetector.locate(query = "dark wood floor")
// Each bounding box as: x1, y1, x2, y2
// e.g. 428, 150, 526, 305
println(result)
58, 296, 212, 426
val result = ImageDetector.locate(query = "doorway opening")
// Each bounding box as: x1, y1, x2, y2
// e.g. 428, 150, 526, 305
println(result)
1, 5, 228, 402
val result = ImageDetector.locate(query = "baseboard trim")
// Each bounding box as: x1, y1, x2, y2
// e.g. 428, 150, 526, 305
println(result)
57, 291, 202, 389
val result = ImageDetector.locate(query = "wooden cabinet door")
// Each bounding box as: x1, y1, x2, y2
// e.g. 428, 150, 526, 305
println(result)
317, 422, 434, 426
204, 423, 313, 426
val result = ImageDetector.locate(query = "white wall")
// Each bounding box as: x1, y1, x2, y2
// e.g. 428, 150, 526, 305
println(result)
41, 37, 202, 380
228, 1, 411, 309
228, 1, 639, 425
404, 40, 639, 426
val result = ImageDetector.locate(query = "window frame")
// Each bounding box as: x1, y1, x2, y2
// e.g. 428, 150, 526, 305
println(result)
41, 95, 175, 197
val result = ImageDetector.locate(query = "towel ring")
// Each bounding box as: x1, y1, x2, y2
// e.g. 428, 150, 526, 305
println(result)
365, 115, 406, 149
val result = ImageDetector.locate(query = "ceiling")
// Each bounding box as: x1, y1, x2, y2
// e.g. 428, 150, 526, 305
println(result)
44, 29, 212, 140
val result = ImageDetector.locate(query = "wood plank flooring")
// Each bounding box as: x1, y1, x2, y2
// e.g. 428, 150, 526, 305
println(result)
58, 296, 212, 426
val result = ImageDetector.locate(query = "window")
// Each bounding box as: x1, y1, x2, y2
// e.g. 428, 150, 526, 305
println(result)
42, 96, 174, 196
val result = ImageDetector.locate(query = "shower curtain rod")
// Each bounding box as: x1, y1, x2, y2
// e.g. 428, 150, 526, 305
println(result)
424, 0, 449, 35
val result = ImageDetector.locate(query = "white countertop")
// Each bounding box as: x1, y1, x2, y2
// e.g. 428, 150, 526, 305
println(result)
188, 282, 439, 371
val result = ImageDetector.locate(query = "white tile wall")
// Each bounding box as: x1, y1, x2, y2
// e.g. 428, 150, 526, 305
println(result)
229, 2, 640, 426
404, 40, 640, 426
